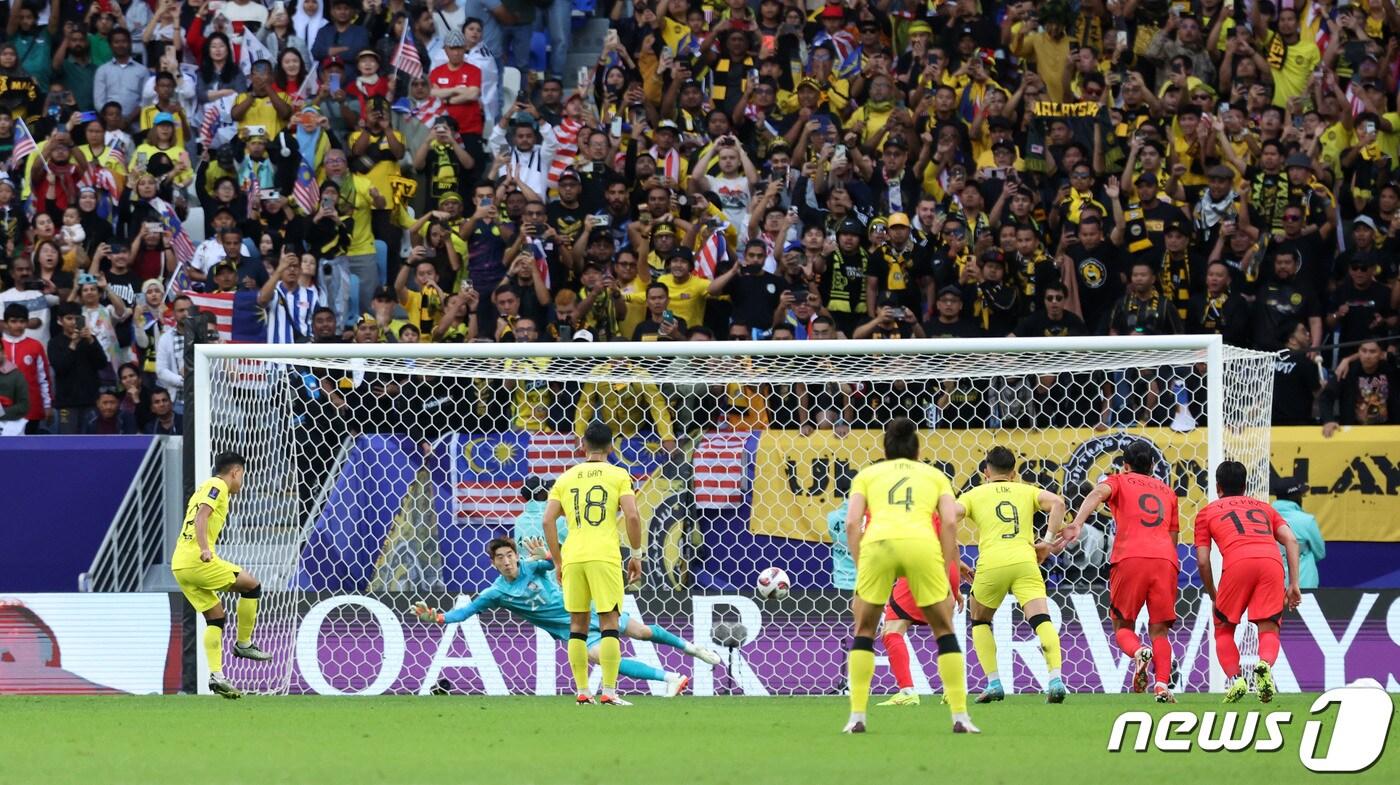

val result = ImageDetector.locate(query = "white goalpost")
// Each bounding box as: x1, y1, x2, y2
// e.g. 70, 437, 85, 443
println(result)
193, 335, 1276, 696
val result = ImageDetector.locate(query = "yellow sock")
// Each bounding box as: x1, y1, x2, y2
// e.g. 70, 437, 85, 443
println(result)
848, 646, 875, 714
598, 632, 621, 690
567, 636, 589, 694
1035, 619, 1063, 672
236, 598, 258, 647
204, 624, 224, 675
938, 651, 968, 715
971, 623, 998, 683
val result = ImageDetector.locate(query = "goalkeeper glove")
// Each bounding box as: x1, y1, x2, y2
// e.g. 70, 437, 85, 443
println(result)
412, 601, 445, 624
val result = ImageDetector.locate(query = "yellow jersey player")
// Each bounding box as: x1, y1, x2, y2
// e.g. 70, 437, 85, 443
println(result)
843, 417, 977, 735
958, 447, 1068, 705
543, 422, 643, 706
171, 451, 271, 699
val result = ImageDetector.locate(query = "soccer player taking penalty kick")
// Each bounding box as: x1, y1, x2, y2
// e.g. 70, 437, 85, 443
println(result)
843, 417, 977, 734
1193, 460, 1303, 703
410, 537, 720, 695
960, 447, 1067, 704
544, 422, 643, 705
1062, 442, 1181, 703
171, 452, 271, 699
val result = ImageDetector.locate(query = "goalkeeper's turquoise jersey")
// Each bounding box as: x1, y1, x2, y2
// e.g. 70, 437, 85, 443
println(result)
442, 560, 572, 638
440, 559, 627, 644
827, 500, 856, 591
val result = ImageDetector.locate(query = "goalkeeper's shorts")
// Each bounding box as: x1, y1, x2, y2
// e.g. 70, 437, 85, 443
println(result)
561, 560, 623, 614
970, 561, 1047, 611
855, 538, 948, 608
173, 558, 243, 613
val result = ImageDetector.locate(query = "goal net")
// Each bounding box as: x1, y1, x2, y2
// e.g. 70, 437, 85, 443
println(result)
193, 336, 1276, 697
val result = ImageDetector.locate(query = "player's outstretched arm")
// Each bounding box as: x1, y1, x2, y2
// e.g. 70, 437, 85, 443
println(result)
412, 592, 496, 625
937, 493, 963, 610
412, 601, 445, 624
542, 499, 566, 567
1038, 490, 1068, 553
520, 537, 552, 562
1062, 482, 1111, 545
620, 495, 644, 584
1274, 523, 1303, 610
844, 493, 867, 564
192, 504, 214, 562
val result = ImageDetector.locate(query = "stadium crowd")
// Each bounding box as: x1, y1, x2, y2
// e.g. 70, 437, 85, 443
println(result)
0, 0, 1397, 437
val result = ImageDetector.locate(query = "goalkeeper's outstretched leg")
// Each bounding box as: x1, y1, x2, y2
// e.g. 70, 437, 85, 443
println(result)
581, 615, 722, 696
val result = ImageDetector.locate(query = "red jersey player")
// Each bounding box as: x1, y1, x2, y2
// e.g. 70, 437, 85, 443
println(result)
1193, 460, 1302, 704
877, 515, 972, 707
1062, 442, 1181, 703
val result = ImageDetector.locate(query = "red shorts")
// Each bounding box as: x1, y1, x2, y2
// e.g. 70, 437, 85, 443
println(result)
883, 578, 928, 626
1109, 557, 1179, 625
1213, 558, 1286, 626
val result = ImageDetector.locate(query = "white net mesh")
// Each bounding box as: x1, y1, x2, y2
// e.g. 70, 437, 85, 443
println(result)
198, 338, 1276, 696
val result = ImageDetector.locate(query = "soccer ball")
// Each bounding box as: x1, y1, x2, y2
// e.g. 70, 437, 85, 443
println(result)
756, 567, 791, 600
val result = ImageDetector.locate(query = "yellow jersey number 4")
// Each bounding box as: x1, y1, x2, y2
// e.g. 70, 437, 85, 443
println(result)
888, 476, 914, 510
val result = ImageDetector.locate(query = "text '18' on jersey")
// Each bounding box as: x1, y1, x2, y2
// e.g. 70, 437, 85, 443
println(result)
547, 460, 634, 566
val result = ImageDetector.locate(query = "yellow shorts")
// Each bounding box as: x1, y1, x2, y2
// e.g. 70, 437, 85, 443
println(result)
971, 561, 1047, 611
561, 561, 623, 614
855, 538, 949, 608
172, 558, 242, 613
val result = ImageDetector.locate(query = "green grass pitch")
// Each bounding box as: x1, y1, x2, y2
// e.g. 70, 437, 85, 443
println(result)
3, 693, 1397, 785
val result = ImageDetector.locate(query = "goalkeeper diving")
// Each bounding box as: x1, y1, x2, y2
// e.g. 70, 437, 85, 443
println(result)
410, 536, 721, 696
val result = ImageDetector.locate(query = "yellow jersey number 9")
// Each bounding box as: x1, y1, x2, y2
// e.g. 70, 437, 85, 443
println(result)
996, 500, 1020, 539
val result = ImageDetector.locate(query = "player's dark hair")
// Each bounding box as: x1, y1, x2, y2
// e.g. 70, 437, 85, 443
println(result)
213, 451, 245, 475
1215, 460, 1248, 496
1120, 443, 1155, 475
521, 474, 549, 501
486, 537, 517, 557
583, 421, 613, 452
883, 417, 919, 461
986, 446, 1016, 474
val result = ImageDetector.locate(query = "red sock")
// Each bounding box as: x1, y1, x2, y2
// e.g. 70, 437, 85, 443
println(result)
1151, 635, 1173, 686
883, 632, 913, 690
1257, 629, 1280, 665
1215, 624, 1240, 677
1115, 627, 1142, 657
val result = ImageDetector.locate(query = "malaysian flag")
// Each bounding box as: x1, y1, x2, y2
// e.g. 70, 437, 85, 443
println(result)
391, 27, 423, 80
652, 145, 681, 182
696, 229, 726, 279
108, 142, 126, 168
182, 290, 266, 346
80, 164, 121, 202
184, 291, 235, 342
528, 238, 551, 289
412, 97, 447, 125
692, 432, 756, 509
292, 159, 319, 215
245, 176, 260, 220
547, 117, 583, 188
152, 197, 196, 267
446, 433, 664, 522
198, 103, 220, 149
9, 118, 36, 168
